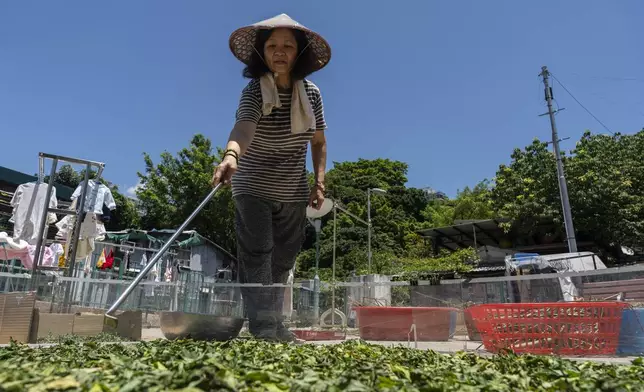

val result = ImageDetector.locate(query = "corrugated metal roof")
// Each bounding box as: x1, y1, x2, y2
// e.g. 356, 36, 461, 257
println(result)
418, 218, 601, 256
470, 265, 506, 272
417, 219, 511, 250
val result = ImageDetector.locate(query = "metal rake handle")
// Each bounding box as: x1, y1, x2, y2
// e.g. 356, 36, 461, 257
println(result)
105, 183, 223, 318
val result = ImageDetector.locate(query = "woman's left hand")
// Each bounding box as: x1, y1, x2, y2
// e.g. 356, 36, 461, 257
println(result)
308, 185, 325, 210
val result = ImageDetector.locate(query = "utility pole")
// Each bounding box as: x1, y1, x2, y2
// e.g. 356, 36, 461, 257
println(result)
540, 66, 578, 253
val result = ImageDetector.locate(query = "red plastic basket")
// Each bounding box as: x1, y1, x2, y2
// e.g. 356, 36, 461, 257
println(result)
354, 306, 458, 341
468, 302, 629, 355
464, 307, 482, 341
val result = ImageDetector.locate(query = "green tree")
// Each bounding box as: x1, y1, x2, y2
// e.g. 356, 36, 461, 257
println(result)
421, 201, 455, 227
490, 139, 562, 237
52, 164, 82, 187
420, 180, 494, 228
295, 158, 498, 280
490, 130, 644, 259
452, 180, 495, 221
297, 159, 438, 279
105, 187, 140, 231
566, 131, 644, 249
136, 134, 236, 254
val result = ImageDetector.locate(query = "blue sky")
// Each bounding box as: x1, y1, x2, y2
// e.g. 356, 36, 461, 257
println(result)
1, 1, 643, 198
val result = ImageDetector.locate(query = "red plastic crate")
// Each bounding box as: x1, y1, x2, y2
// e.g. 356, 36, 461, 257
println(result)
464, 308, 482, 341
354, 306, 458, 341
468, 302, 629, 355
292, 329, 346, 341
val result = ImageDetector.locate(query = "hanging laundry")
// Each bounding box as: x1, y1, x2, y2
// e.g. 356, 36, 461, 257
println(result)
83, 254, 92, 275
58, 243, 67, 268
98, 204, 112, 223
96, 249, 106, 269
140, 252, 148, 269
10, 183, 58, 245
0, 232, 29, 266
154, 258, 162, 282
0, 232, 27, 251
49, 242, 64, 262
26, 245, 54, 269
72, 180, 116, 214
164, 259, 173, 282
139, 252, 154, 296
122, 251, 130, 272
102, 249, 114, 270
0, 246, 28, 265
54, 215, 71, 240
55, 213, 107, 261
0, 232, 54, 269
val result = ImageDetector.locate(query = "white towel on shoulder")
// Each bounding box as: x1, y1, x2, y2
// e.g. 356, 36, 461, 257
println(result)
259, 73, 316, 134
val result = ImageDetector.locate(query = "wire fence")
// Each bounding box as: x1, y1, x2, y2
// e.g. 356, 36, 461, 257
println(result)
0, 263, 643, 357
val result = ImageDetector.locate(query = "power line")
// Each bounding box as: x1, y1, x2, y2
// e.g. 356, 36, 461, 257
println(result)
549, 73, 614, 135
570, 73, 644, 83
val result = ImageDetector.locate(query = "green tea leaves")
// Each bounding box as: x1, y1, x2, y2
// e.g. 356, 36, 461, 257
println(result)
0, 339, 642, 391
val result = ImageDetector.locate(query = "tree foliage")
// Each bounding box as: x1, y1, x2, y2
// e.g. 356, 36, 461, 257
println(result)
296, 160, 493, 280
566, 131, 644, 248
492, 129, 644, 256
136, 134, 236, 254
132, 128, 644, 277
491, 139, 563, 236
135, 140, 494, 279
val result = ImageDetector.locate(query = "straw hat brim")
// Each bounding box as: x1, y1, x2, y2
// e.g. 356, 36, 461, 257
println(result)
229, 14, 331, 73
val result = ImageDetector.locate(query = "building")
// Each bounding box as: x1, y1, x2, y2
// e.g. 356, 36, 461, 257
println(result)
421, 187, 448, 200
103, 228, 236, 278
417, 217, 643, 270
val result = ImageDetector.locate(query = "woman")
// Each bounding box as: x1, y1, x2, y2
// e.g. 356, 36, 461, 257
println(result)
212, 14, 331, 342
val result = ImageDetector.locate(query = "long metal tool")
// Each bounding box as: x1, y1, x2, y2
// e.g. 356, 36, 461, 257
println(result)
104, 183, 222, 327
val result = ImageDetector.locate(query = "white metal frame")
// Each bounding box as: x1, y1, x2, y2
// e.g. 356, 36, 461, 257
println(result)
30, 152, 105, 312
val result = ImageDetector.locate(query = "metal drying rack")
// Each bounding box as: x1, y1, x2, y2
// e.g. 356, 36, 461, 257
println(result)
30, 152, 105, 312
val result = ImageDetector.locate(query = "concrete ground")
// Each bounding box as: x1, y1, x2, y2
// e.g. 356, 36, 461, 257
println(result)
139, 327, 640, 365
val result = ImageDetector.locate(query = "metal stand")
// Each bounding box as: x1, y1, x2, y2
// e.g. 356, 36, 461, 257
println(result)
30, 153, 105, 313
312, 219, 321, 325
331, 203, 337, 326
330, 201, 368, 326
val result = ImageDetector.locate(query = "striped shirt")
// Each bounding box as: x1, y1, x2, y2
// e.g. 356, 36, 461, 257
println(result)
231, 78, 327, 203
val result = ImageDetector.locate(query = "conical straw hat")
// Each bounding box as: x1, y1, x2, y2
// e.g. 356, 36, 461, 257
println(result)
229, 13, 331, 73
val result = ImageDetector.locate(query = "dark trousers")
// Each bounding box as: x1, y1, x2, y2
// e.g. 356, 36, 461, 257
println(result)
234, 194, 306, 336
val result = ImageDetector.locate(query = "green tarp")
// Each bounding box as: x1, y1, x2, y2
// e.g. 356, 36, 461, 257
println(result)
176, 232, 206, 248
105, 230, 164, 244
104, 229, 236, 261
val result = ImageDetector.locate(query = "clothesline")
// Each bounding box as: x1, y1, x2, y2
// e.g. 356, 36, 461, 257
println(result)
3, 179, 116, 272
94, 241, 175, 254
95, 241, 160, 252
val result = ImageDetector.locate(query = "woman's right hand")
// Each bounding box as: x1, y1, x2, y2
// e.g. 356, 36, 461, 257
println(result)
212, 154, 238, 186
